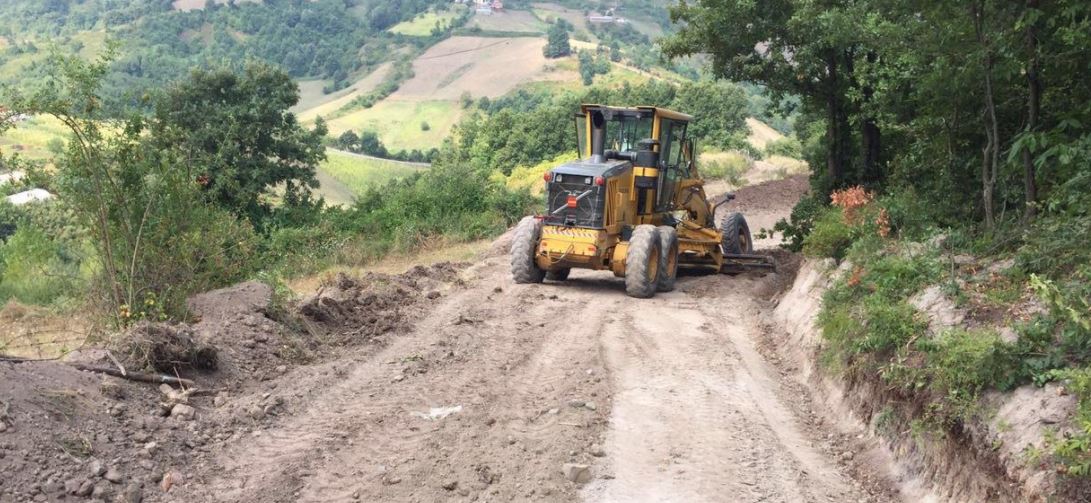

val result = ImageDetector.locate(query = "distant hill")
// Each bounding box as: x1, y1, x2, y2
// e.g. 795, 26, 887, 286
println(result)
0, 0, 438, 98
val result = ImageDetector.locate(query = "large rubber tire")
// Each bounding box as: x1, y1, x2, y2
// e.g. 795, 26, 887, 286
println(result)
511, 216, 546, 284
720, 212, 753, 255
655, 225, 679, 292
545, 268, 570, 281
625, 225, 661, 299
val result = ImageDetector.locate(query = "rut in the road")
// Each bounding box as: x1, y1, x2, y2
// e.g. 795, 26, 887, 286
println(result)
582, 275, 876, 503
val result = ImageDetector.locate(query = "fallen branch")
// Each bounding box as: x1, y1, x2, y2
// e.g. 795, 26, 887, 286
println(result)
106, 350, 128, 377
67, 363, 195, 388
0, 354, 61, 363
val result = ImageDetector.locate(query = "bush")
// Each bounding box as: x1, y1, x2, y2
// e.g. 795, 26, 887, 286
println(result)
0, 226, 87, 306
420, 121, 431, 131
802, 207, 854, 260
701, 153, 748, 185
763, 136, 803, 158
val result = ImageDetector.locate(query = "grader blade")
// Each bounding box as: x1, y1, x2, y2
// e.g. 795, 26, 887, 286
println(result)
720, 253, 776, 274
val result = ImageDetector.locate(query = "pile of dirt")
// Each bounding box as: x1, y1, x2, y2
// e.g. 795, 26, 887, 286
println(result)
0, 360, 212, 503
299, 262, 465, 343
0, 264, 468, 503
719, 174, 811, 214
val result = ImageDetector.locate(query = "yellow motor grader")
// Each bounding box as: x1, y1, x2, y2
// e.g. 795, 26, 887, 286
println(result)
511, 104, 773, 298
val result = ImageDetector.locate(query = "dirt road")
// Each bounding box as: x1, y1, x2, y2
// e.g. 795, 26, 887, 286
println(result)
166, 176, 893, 503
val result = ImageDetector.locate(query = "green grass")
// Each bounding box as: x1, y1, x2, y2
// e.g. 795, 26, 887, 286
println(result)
326, 99, 462, 152
389, 6, 465, 36
319, 149, 424, 197
0, 115, 69, 161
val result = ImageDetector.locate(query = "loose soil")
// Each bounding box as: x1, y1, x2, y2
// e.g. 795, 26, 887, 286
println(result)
0, 176, 910, 503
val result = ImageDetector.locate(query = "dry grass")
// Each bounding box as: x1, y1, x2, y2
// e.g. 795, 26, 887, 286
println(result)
0, 301, 95, 360
745, 117, 784, 150
394, 36, 560, 100
469, 9, 546, 33
288, 238, 489, 295
294, 63, 392, 120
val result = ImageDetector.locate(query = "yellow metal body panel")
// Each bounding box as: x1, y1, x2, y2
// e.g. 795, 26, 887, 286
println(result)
536, 225, 616, 271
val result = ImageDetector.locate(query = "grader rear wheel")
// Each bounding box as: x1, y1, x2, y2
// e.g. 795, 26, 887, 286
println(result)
511, 216, 546, 284
625, 225, 661, 299
656, 225, 679, 292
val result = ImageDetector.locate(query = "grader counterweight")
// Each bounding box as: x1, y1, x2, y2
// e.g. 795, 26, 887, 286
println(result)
510, 105, 774, 298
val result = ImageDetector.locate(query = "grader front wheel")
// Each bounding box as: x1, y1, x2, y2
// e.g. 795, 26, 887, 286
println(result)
720, 212, 753, 254
624, 225, 661, 298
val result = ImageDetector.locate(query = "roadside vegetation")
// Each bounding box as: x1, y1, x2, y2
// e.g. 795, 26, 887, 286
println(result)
663, 0, 1091, 481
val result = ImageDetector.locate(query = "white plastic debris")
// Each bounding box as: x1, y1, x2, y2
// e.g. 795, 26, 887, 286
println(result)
411, 405, 463, 420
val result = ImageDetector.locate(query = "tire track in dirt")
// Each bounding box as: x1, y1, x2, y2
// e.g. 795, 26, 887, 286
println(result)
170, 177, 897, 503
176, 258, 617, 502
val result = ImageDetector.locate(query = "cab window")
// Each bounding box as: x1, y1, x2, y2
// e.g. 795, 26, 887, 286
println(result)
657, 119, 687, 210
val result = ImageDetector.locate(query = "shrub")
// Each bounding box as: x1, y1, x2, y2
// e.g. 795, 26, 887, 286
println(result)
764, 136, 803, 158
802, 207, 854, 260
701, 153, 748, 185
0, 226, 87, 306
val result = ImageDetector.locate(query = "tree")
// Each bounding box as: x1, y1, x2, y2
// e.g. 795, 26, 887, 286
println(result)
670, 81, 749, 150
543, 23, 571, 58
662, 1, 875, 192
609, 40, 621, 62
338, 130, 361, 151
8, 51, 258, 322
151, 63, 327, 225
578, 51, 595, 85
357, 131, 388, 157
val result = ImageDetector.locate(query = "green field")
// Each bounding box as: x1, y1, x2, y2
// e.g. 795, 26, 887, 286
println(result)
326, 99, 462, 152
0, 116, 70, 160
318, 149, 425, 199
389, 6, 465, 36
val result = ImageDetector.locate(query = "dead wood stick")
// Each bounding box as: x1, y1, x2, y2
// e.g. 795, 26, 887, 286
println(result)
67, 363, 195, 387
0, 354, 61, 363
105, 350, 127, 377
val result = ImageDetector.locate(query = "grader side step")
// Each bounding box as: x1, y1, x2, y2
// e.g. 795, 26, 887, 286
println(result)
720, 253, 777, 274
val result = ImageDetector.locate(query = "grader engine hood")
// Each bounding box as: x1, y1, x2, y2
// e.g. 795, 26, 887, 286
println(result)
543, 159, 630, 228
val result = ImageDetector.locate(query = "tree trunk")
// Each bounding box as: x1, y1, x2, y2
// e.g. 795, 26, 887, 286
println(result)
825, 52, 845, 188
1021, 0, 1041, 219
973, 1, 1000, 229
861, 52, 882, 185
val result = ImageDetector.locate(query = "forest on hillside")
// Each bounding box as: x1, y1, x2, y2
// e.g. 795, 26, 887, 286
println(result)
0, 0, 440, 100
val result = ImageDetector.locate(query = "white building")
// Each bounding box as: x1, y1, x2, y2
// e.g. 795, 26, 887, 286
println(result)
4, 188, 54, 206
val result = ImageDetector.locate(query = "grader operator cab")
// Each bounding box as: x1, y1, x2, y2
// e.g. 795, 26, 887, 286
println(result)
510, 104, 774, 298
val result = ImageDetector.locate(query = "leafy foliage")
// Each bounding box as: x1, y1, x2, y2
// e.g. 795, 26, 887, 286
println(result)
543, 23, 571, 58
150, 63, 327, 226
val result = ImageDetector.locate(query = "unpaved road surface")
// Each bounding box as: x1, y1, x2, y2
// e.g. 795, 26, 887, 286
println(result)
169, 176, 895, 502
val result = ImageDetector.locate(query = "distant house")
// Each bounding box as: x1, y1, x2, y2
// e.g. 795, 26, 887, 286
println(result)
490, 0, 503, 10
4, 189, 54, 206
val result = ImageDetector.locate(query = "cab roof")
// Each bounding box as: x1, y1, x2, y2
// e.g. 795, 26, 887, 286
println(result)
579, 104, 694, 123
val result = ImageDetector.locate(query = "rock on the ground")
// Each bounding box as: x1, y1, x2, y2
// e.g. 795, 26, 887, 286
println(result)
104, 467, 124, 483
562, 463, 592, 483
91, 481, 111, 499
122, 483, 143, 503
90, 459, 107, 477
171, 403, 196, 420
